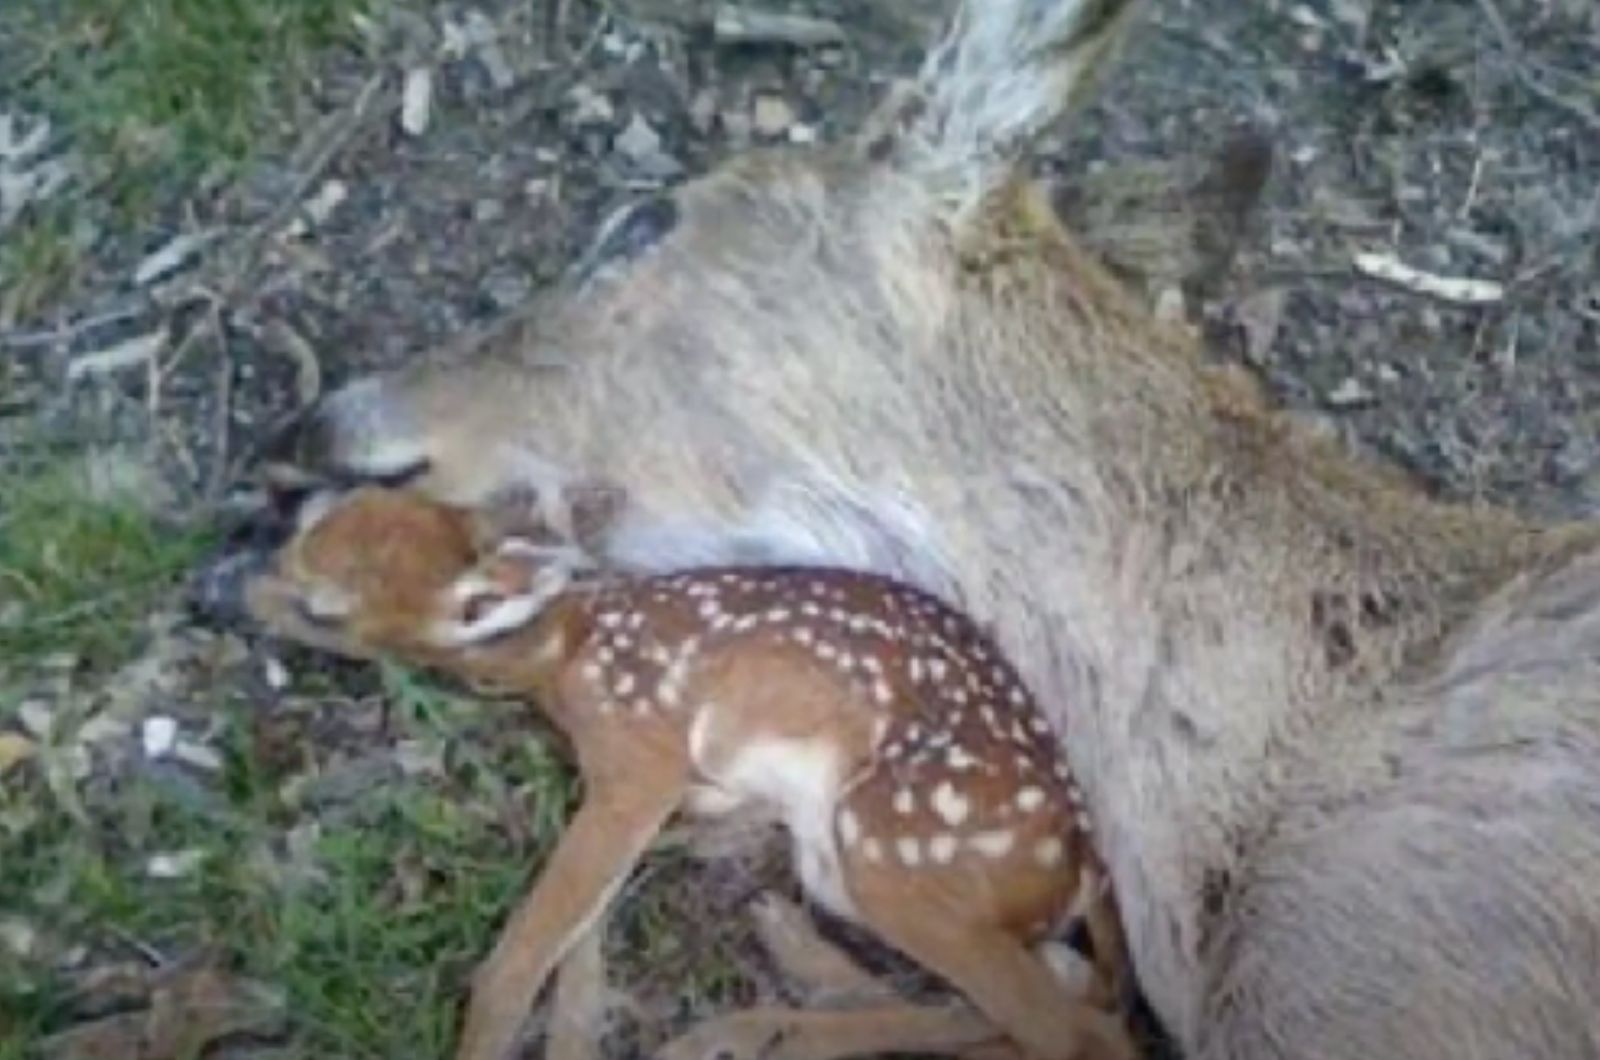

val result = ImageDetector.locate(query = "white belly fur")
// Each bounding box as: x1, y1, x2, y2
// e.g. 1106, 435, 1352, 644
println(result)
688, 711, 855, 919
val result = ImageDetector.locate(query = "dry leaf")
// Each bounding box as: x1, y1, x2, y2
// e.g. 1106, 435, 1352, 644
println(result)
0, 732, 36, 776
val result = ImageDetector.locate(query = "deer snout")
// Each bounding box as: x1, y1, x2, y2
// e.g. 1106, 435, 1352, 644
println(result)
186, 478, 315, 626
253, 376, 434, 499
187, 534, 279, 628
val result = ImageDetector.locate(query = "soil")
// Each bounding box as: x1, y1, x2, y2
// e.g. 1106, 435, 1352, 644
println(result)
3, 0, 1596, 1056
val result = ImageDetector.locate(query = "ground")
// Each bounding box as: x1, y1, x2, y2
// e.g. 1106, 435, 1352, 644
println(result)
1, 0, 1597, 1056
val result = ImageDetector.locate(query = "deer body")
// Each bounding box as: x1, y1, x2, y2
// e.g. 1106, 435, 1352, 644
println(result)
244, 488, 1135, 1060
207, 1, 1600, 1056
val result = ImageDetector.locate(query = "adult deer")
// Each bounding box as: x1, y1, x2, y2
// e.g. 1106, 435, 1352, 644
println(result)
199, 0, 1600, 1057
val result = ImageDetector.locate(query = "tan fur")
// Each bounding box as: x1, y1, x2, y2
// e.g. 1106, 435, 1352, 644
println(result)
217, 1, 1600, 1056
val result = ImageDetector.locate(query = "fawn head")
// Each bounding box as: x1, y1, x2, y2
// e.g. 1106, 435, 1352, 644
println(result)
227, 485, 599, 666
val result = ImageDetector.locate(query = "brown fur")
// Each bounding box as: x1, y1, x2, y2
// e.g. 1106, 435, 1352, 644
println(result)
208, 1, 1600, 1056
246, 486, 1137, 1060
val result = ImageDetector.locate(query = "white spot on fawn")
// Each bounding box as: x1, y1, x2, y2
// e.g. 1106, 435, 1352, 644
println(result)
1035, 836, 1065, 868
893, 789, 915, 815
897, 837, 922, 866
932, 781, 970, 827
970, 830, 1015, 859
929, 834, 958, 864
862, 837, 883, 862
838, 808, 861, 846
1016, 786, 1046, 813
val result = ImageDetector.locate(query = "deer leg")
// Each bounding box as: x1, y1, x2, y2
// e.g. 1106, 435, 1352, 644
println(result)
545, 913, 610, 1060
747, 892, 892, 1007
852, 894, 1138, 1060
655, 1000, 1003, 1060
1080, 873, 1133, 1013
741, 892, 1029, 1060
455, 767, 686, 1060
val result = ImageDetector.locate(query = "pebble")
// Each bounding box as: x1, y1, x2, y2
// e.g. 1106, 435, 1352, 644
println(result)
146, 849, 206, 880
263, 657, 289, 691
142, 715, 178, 759
752, 94, 795, 138
400, 67, 433, 137
1327, 377, 1374, 408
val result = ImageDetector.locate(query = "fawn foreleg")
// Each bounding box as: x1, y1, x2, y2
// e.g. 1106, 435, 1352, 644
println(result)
455, 756, 687, 1060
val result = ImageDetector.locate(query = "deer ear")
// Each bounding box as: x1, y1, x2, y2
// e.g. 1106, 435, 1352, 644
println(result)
562, 479, 627, 551
471, 484, 548, 547
438, 541, 590, 646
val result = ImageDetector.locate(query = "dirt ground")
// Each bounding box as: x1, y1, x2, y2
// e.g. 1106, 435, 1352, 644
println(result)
2, 0, 1597, 1056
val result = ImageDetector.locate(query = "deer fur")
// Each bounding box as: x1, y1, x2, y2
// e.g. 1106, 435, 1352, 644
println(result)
211, 0, 1600, 1056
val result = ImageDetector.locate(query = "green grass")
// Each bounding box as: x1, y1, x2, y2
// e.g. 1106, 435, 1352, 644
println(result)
0, 669, 580, 1057
0, 461, 215, 675
0, 0, 383, 323
6, 0, 380, 183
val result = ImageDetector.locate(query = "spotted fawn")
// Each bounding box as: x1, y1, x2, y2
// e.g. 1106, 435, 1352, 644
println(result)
240, 485, 1136, 1060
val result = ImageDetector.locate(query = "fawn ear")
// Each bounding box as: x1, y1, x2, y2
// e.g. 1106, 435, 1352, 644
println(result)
439, 539, 592, 646
562, 479, 627, 551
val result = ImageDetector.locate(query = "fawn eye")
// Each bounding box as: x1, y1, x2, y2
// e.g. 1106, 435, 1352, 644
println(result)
460, 592, 500, 627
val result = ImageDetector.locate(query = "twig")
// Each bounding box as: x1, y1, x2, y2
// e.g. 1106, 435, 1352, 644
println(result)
221, 72, 388, 298
203, 303, 235, 504
0, 302, 147, 351
1353, 251, 1505, 305
1474, 0, 1600, 133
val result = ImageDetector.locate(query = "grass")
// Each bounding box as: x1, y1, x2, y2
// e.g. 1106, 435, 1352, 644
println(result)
0, 664, 581, 1056
0, 0, 384, 324
0, 460, 215, 674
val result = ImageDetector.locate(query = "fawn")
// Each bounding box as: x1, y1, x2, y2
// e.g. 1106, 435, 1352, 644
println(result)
240, 484, 1137, 1060
198, 0, 1600, 1056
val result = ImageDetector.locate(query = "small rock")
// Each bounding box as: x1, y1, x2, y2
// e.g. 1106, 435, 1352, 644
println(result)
400, 68, 434, 136
473, 197, 505, 223
615, 113, 663, 161
567, 84, 615, 127
483, 268, 533, 310
263, 657, 289, 691
613, 113, 682, 180
787, 123, 818, 145
752, 94, 795, 138
1327, 377, 1374, 408
146, 849, 206, 880
301, 179, 349, 229
141, 716, 178, 759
